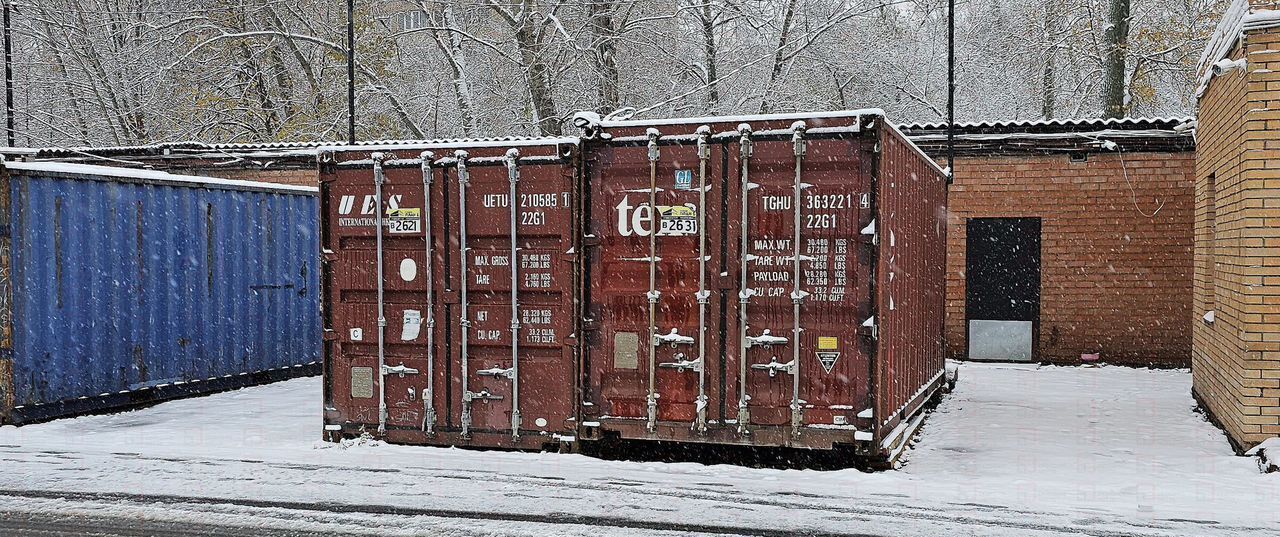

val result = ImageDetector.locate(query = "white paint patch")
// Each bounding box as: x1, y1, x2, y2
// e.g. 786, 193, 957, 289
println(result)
535, 417, 548, 428
399, 258, 417, 281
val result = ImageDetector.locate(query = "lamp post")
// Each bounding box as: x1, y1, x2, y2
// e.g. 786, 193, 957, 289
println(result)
347, 0, 356, 145
4, 0, 14, 148
946, 0, 955, 184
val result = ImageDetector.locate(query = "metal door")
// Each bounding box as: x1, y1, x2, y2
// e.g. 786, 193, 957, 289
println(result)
325, 156, 434, 434
725, 126, 876, 433
591, 128, 726, 434
446, 150, 577, 441
966, 217, 1041, 361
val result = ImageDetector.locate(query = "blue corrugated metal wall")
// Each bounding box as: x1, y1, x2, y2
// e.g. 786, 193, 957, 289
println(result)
6, 170, 319, 414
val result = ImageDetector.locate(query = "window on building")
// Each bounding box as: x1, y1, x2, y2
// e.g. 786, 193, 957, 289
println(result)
402, 10, 428, 31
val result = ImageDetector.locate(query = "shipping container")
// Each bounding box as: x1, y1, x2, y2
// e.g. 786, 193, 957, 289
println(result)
0, 160, 321, 424
319, 138, 582, 450
575, 110, 948, 460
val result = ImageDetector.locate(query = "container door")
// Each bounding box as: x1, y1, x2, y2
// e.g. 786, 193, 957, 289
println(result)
448, 155, 576, 440
728, 133, 875, 431
326, 162, 434, 432
592, 133, 726, 432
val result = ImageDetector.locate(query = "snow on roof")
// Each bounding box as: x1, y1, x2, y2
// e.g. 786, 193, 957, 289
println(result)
3, 160, 318, 195
317, 136, 577, 153
1196, 0, 1280, 96
596, 108, 886, 128
898, 116, 1194, 131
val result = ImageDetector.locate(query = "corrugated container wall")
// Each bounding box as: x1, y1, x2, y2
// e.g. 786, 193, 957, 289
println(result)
0, 161, 321, 424
319, 139, 581, 450
577, 111, 947, 459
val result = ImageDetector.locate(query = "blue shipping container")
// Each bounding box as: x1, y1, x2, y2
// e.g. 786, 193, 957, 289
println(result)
0, 160, 320, 423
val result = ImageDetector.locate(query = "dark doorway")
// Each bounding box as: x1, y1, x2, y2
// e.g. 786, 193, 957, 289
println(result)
965, 218, 1041, 361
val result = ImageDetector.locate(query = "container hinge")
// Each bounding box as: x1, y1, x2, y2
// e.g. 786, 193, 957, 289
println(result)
860, 316, 878, 339
658, 354, 703, 373
860, 219, 877, 245
751, 357, 796, 378
381, 363, 420, 377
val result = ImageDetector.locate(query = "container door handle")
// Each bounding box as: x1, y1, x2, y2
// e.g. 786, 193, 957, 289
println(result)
658, 353, 703, 373
477, 366, 516, 380
750, 357, 796, 378
381, 363, 420, 377
745, 329, 789, 348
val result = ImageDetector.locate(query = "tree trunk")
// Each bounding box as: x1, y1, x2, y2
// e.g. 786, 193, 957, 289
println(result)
1041, 0, 1057, 120
511, 3, 561, 136
588, 0, 620, 114
759, 0, 799, 114
428, 4, 478, 137
1102, 0, 1129, 118
700, 2, 719, 112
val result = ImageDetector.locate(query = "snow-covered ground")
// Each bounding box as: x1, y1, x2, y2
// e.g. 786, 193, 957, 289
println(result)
0, 363, 1275, 536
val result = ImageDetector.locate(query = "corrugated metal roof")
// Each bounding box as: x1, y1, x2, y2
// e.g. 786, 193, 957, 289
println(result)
898, 116, 1194, 131
26, 136, 574, 158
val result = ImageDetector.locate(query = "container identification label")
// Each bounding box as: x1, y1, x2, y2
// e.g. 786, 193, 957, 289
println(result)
657, 205, 697, 236
387, 208, 421, 234
674, 169, 693, 190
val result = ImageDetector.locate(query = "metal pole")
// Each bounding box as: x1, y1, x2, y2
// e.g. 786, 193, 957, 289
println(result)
347, 0, 356, 144
4, 0, 14, 148
946, 0, 955, 184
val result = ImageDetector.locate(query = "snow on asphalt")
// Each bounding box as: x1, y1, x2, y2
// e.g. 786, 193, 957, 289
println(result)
0, 363, 1276, 536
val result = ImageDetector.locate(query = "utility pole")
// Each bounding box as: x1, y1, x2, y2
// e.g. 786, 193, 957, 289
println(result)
4, 0, 14, 148
946, 0, 955, 184
347, 0, 356, 144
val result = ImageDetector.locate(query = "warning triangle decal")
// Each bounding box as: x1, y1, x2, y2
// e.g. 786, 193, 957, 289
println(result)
816, 351, 840, 374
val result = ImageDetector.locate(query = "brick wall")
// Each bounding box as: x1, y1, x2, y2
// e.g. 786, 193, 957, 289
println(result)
947, 152, 1195, 366
170, 166, 318, 188
1193, 20, 1280, 451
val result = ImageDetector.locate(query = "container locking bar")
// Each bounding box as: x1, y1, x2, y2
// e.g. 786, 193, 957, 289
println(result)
505, 148, 523, 442
790, 122, 808, 436
646, 128, 661, 435
372, 153, 389, 436
693, 125, 711, 435
736, 123, 754, 435
456, 150, 475, 439
420, 151, 438, 435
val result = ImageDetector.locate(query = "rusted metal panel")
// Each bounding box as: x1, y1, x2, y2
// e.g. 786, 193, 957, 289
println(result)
582, 111, 898, 450
321, 140, 580, 450
871, 124, 949, 457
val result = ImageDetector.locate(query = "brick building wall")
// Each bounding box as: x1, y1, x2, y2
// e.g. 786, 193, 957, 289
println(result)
167, 166, 318, 188
1193, 0, 1280, 451
946, 152, 1195, 366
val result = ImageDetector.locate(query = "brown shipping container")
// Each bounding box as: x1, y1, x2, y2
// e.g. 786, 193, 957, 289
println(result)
320, 138, 582, 450
577, 110, 948, 458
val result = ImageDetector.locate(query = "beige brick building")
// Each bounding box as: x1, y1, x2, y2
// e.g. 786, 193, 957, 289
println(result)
903, 119, 1196, 367
1194, 0, 1280, 452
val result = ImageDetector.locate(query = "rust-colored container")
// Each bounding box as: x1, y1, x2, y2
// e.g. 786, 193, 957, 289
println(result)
577, 110, 947, 459
319, 138, 581, 450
